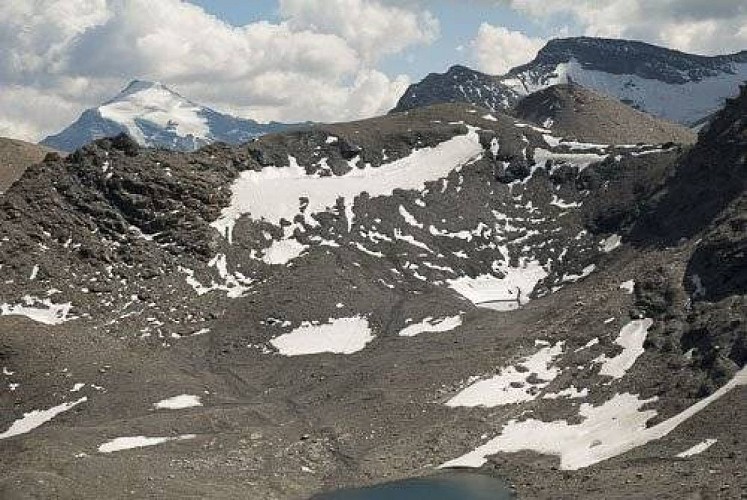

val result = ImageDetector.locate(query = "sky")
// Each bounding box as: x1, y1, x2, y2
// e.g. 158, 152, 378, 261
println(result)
2, 0, 747, 143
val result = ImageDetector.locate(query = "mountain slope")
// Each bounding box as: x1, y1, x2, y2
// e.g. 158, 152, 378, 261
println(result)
41, 80, 302, 153
515, 83, 697, 144
502, 37, 747, 126
391, 65, 520, 114
0, 100, 744, 499
0, 137, 57, 193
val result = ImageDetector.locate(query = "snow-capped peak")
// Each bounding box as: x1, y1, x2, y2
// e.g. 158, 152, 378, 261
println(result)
500, 37, 747, 126
99, 80, 209, 145
41, 81, 300, 152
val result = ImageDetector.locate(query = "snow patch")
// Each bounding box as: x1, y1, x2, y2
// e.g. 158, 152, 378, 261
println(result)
595, 319, 654, 379
619, 280, 635, 294
677, 438, 717, 458
1, 296, 72, 325
446, 342, 564, 407
270, 316, 374, 356
154, 394, 202, 410
98, 434, 196, 453
398, 315, 462, 337
448, 255, 547, 311
600, 234, 622, 253
0, 397, 87, 440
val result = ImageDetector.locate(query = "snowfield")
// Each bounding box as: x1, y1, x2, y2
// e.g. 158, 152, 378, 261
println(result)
503, 58, 747, 126
596, 319, 654, 379
270, 316, 374, 356
446, 342, 564, 407
442, 364, 746, 470
211, 128, 483, 242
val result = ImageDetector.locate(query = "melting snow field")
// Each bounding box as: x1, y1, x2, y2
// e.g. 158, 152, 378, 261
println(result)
0, 297, 72, 325
596, 319, 654, 379
211, 128, 483, 242
98, 435, 196, 453
446, 342, 564, 407
398, 315, 463, 337
270, 316, 374, 356
442, 366, 747, 470
154, 395, 202, 410
261, 238, 309, 265
0, 397, 87, 440
448, 259, 548, 311
677, 438, 717, 458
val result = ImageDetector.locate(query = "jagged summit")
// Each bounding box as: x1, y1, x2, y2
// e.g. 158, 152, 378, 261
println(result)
392, 36, 747, 127
500, 37, 747, 125
391, 64, 520, 114
515, 83, 696, 144
41, 81, 301, 153
116, 79, 166, 96
510, 37, 747, 84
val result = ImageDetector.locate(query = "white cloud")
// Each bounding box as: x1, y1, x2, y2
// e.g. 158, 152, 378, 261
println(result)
506, 0, 747, 55
471, 23, 544, 75
280, 0, 439, 63
0, 0, 431, 142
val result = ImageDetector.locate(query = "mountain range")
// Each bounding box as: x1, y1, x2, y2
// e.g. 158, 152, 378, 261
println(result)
395, 37, 747, 127
41, 80, 304, 153
0, 35, 745, 499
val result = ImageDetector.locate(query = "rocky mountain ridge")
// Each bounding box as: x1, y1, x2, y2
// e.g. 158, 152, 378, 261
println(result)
394, 36, 747, 127
0, 86, 744, 499
391, 65, 520, 114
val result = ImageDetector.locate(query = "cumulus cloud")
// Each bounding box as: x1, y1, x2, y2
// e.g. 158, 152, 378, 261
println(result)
280, 0, 439, 63
0, 0, 434, 142
471, 23, 544, 74
506, 0, 747, 55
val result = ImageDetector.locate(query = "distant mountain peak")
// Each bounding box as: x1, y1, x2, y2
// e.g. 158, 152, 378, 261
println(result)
41, 81, 301, 153
391, 65, 520, 114
390, 36, 747, 127
500, 37, 747, 125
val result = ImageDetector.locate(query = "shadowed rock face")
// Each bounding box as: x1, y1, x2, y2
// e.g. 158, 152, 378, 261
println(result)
514, 84, 696, 145
391, 65, 520, 114
633, 84, 747, 245
630, 85, 747, 393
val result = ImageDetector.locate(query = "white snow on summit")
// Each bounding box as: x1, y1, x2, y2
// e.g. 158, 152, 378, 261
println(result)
99, 81, 209, 145
503, 58, 747, 126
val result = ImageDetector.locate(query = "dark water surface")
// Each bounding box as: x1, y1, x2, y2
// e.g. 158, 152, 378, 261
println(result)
311, 472, 514, 500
